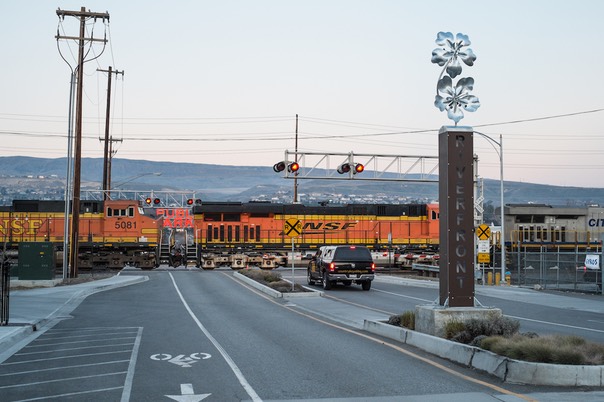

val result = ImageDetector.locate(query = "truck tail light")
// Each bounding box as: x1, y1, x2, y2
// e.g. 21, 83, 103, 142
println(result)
329, 263, 335, 272
371, 263, 375, 272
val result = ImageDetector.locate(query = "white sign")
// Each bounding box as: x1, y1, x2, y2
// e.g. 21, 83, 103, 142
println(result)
477, 240, 490, 253
585, 255, 600, 270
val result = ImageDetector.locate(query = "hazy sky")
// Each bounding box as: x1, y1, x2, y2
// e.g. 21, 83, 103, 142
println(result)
2, 1, 603, 190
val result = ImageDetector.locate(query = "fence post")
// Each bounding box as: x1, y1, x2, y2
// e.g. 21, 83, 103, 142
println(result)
1, 254, 9, 326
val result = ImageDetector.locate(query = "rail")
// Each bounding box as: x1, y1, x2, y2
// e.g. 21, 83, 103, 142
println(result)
412, 263, 439, 277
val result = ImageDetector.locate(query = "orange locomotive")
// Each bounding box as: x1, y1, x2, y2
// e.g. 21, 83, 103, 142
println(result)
0, 199, 162, 270
190, 201, 440, 268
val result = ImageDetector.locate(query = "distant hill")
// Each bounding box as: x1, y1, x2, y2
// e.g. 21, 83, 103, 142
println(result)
1, 156, 603, 208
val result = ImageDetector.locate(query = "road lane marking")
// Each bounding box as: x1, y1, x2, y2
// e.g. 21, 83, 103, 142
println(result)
507, 315, 604, 334
376, 289, 604, 335
121, 327, 142, 402
150, 353, 212, 368
166, 383, 211, 401
373, 288, 433, 303
168, 272, 262, 402
228, 272, 536, 402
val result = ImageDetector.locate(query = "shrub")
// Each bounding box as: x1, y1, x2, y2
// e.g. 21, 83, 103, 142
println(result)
238, 269, 306, 292
401, 310, 415, 330
479, 334, 604, 365
387, 314, 402, 327
444, 319, 466, 340
387, 311, 415, 330
445, 315, 520, 344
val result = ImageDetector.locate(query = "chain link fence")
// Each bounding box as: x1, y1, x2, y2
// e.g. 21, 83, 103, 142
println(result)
490, 246, 603, 293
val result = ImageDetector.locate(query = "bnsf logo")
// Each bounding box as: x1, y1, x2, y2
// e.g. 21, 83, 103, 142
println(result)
0, 218, 44, 235
302, 222, 357, 230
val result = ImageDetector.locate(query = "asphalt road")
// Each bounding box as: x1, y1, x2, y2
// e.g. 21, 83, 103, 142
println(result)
300, 272, 604, 344
1, 268, 603, 401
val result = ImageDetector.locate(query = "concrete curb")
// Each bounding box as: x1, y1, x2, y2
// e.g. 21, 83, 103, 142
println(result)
233, 272, 323, 298
363, 319, 604, 386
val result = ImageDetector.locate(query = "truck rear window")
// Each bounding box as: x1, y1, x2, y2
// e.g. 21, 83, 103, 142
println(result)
333, 247, 372, 261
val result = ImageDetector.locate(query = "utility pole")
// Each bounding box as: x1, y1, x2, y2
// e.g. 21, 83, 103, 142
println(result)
98, 66, 124, 200
294, 114, 299, 203
56, 7, 110, 278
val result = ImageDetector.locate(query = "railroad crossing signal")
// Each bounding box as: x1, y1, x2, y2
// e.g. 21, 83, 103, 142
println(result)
476, 224, 491, 240
284, 218, 302, 237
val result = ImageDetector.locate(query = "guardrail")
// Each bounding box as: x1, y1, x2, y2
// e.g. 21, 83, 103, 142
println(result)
412, 263, 439, 278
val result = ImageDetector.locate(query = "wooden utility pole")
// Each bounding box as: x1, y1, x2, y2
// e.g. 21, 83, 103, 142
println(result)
294, 114, 299, 203
98, 66, 124, 200
56, 7, 109, 277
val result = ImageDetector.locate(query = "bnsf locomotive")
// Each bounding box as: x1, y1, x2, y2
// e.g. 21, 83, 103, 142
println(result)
0, 199, 162, 270
1, 199, 440, 271
190, 201, 440, 269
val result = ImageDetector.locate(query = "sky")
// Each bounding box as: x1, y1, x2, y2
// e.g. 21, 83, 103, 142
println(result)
2, 1, 604, 189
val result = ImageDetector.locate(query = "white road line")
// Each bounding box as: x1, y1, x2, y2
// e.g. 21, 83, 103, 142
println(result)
0, 371, 127, 390
373, 288, 433, 303
15, 341, 135, 355
11, 386, 124, 401
507, 315, 604, 334
2, 349, 134, 365
374, 288, 604, 334
0, 360, 129, 377
121, 327, 143, 402
168, 272, 262, 402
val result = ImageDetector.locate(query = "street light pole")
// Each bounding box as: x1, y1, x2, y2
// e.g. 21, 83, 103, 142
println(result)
474, 131, 506, 284
111, 172, 162, 190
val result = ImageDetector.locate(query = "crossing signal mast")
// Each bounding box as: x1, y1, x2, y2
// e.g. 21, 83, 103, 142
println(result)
273, 151, 439, 182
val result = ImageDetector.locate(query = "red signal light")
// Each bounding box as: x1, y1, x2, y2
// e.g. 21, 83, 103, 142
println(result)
153, 198, 161, 205
187, 199, 194, 205
354, 163, 364, 174
145, 197, 152, 205
274, 161, 299, 173
287, 162, 299, 173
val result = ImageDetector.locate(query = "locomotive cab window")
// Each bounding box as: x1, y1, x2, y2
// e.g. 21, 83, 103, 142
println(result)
107, 207, 135, 218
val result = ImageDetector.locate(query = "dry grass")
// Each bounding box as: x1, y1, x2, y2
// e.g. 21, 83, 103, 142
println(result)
479, 334, 604, 365
238, 269, 309, 293
388, 311, 415, 330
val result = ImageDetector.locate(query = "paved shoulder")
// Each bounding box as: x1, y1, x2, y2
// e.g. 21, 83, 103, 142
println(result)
0, 274, 147, 362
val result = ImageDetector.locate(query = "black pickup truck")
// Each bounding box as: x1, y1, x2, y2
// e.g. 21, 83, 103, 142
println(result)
307, 245, 375, 290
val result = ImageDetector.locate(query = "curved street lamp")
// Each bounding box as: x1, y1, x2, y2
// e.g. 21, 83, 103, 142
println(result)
111, 172, 162, 190
474, 131, 505, 283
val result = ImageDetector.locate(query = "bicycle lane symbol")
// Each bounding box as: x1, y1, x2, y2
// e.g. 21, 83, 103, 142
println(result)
150, 353, 212, 368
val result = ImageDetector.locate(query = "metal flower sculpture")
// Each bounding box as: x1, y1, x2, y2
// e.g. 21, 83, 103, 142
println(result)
432, 32, 480, 125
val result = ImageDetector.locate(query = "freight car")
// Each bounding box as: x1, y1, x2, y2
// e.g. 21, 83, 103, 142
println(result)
190, 201, 440, 269
0, 199, 162, 271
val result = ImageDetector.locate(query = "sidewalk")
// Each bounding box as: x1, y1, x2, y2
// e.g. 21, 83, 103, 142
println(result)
0, 274, 147, 363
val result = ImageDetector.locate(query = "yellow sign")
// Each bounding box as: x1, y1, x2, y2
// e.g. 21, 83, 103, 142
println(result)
284, 218, 302, 237
477, 253, 490, 263
476, 224, 491, 240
